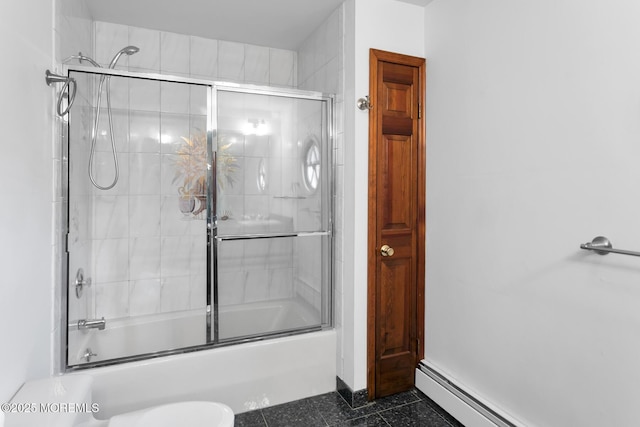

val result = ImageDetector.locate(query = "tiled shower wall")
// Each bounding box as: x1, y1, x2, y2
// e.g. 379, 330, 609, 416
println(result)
57, 4, 343, 330
73, 22, 301, 320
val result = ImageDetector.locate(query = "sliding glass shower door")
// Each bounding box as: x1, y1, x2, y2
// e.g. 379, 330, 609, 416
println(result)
64, 68, 332, 369
213, 87, 332, 342
66, 70, 211, 366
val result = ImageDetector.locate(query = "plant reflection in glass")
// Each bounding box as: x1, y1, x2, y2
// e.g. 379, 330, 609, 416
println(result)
173, 131, 238, 218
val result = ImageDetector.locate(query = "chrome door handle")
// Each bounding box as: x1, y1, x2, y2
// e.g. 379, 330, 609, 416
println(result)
380, 245, 395, 257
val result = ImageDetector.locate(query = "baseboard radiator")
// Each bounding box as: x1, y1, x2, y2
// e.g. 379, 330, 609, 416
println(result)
416, 361, 520, 427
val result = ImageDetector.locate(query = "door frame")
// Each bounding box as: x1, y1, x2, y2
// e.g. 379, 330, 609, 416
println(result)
366, 48, 426, 399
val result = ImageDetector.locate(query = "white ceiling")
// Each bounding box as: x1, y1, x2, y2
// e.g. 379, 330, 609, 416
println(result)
85, 0, 346, 51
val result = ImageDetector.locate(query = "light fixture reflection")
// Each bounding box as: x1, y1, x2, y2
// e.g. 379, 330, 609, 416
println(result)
243, 118, 269, 136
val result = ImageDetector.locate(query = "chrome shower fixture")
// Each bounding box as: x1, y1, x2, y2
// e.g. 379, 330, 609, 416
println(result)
54, 46, 141, 190
108, 45, 140, 69
45, 70, 76, 117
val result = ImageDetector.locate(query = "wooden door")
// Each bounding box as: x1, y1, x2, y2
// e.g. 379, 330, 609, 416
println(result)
367, 49, 425, 399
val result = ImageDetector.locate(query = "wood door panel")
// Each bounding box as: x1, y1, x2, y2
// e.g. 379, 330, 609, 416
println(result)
381, 116, 413, 136
378, 258, 413, 356
384, 82, 412, 116
382, 62, 414, 84
380, 135, 414, 230
377, 352, 415, 396
368, 49, 425, 400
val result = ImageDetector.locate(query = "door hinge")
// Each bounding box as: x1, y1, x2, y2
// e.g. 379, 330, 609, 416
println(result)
418, 102, 422, 119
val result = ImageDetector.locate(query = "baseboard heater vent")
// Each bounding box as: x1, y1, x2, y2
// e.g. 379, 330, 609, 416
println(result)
418, 362, 518, 427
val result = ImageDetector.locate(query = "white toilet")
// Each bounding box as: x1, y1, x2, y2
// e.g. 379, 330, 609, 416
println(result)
5, 375, 234, 427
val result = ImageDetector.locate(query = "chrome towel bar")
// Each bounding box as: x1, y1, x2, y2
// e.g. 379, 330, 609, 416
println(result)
580, 236, 640, 257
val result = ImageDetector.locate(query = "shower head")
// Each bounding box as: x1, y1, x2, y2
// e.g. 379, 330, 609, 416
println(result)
108, 45, 140, 69
122, 46, 140, 55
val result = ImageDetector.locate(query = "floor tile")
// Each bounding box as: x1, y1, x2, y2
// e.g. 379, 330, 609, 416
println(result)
236, 388, 464, 427
261, 397, 327, 427
310, 391, 378, 425
331, 413, 390, 426
234, 409, 267, 426
378, 400, 452, 427
370, 389, 422, 411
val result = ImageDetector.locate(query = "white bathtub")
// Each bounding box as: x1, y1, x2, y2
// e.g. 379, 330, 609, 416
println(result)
69, 330, 336, 417
68, 299, 321, 365
66, 300, 335, 417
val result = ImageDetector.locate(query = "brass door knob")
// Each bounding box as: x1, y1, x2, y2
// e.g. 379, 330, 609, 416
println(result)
380, 244, 395, 257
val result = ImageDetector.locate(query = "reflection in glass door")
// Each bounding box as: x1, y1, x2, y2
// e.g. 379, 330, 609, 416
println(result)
213, 87, 332, 342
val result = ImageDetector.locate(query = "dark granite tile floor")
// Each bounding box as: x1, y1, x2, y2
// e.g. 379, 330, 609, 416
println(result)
234, 388, 464, 427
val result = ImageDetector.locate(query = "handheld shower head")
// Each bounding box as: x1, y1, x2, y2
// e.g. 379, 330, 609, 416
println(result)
122, 46, 140, 55
108, 45, 140, 69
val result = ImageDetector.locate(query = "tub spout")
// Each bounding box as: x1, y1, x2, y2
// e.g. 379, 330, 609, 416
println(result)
78, 317, 106, 331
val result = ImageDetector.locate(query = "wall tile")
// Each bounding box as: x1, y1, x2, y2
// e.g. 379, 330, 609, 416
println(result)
218, 41, 245, 81
270, 48, 296, 87
129, 195, 161, 237
95, 281, 129, 318
129, 153, 161, 195
160, 276, 190, 312
129, 236, 161, 280
161, 81, 190, 114
244, 45, 269, 85
128, 26, 160, 72
129, 279, 161, 316
245, 269, 270, 303
93, 195, 129, 239
190, 36, 218, 78
129, 110, 161, 153
160, 31, 190, 75
130, 78, 160, 112
269, 268, 294, 299
160, 196, 192, 236
93, 238, 129, 283
218, 270, 246, 305
95, 21, 129, 68
160, 236, 191, 277
160, 113, 190, 154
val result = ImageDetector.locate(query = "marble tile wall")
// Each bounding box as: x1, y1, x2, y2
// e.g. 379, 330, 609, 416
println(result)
94, 21, 297, 86
78, 22, 300, 320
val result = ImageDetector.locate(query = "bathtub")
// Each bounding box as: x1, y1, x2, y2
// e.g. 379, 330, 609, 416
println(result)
68, 299, 321, 365
67, 300, 335, 416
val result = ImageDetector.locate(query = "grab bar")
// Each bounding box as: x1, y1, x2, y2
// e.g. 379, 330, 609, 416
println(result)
579, 236, 640, 257
216, 231, 330, 241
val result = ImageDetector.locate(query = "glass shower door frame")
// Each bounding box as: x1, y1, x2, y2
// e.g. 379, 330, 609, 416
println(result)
209, 82, 335, 344
61, 65, 334, 370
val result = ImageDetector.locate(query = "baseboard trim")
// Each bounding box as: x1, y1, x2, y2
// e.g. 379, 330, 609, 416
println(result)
416, 361, 521, 427
336, 376, 369, 409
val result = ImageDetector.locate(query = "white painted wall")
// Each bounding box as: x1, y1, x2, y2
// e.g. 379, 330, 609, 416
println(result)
0, 0, 55, 401
424, 1, 640, 425
341, 0, 425, 391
